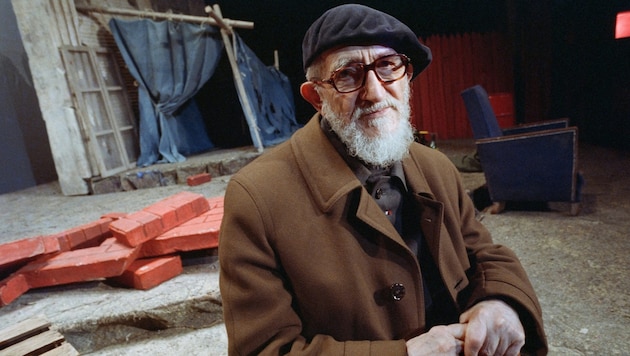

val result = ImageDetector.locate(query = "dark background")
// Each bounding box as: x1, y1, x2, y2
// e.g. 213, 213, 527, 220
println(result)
194, 0, 630, 150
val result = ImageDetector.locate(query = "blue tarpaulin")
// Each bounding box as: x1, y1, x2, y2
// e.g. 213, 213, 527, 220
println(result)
233, 35, 300, 147
110, 18, 299, 167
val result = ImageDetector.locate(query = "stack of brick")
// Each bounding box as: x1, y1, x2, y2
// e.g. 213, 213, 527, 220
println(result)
0, 192, 224, 307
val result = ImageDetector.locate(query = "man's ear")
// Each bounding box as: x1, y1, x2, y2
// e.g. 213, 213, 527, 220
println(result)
300, 82, 323, 111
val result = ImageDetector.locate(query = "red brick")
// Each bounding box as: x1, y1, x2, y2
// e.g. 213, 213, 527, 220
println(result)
128, 211, 164, 241
62, 227, 87, 250
111, 192, 210, 247
0, 273, 29, 307
100, 236, 121, 247
190, 198, 211, 216
101, 212, 127, 220
168, 191, 203, 203
173, 203, 196, 223
83, 218, 113, 243
98, 221, 114, 239
167, 192, 210, 214
0, 236, 61, 270
42, 235, 62, 253
143, 204, 179, 231
206, 196, 224, 209
22, 238, 140, 288
53, 232, 71, 252
187, 173, 212, 186
109, 217, 145, 247
59, 218, 113, 250
205, 205, 224, 219
109, 255, 183, 290
141, 210, 220, 257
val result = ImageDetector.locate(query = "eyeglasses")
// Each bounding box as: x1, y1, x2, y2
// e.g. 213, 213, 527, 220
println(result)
313, 54, 411, 93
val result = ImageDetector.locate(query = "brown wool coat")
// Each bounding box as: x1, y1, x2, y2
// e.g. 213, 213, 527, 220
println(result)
219, 114, 547, 355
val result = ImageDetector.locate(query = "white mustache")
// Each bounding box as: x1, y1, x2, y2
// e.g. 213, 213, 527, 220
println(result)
351, 99, 400, 122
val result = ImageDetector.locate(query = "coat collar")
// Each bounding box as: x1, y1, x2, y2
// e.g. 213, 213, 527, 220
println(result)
401, 144, 435, 200
291, 114, 407, 246
291, 114, 363, 212
291, 113, 438, 212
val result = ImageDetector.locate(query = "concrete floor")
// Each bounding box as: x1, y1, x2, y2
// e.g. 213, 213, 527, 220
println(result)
0, 141, 628, 355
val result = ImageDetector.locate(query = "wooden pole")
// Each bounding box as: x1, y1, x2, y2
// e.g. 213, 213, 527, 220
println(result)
274, 50, 279, 70
75, 5, 254, 29
208, 4, 264, 152
204, 5, 233, 34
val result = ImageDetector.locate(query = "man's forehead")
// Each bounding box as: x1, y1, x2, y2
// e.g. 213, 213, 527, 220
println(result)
324, 45, 397, 68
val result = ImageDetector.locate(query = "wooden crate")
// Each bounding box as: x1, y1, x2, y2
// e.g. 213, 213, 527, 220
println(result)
0, 315, 78, 356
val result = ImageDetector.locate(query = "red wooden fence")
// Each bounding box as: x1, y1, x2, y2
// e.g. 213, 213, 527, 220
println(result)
410, 32, 513, 139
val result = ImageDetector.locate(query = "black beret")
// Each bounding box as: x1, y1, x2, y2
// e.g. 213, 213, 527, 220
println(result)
302, 4, 432, 79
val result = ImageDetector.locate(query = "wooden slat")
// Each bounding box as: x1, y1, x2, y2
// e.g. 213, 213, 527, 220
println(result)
0, 316, 51, 349
0, 329, 64, 356
41, 342, 79, 356
0, 316, 78, 356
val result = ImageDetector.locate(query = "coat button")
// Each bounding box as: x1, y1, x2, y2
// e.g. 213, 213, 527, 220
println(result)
390, 283, 406, 301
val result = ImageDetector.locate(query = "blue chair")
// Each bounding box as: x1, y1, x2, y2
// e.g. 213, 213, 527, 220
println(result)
461, 85, 582, 215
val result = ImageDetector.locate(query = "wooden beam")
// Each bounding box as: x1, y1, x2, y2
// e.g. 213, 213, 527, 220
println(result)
75, 5, 254, 29
210, 4, 264, 152
0, 315, 79, 356
204, 5, 233, 34
274, 50, 280, 70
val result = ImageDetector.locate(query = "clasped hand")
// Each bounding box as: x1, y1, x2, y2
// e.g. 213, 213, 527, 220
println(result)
406, 300, 525, 356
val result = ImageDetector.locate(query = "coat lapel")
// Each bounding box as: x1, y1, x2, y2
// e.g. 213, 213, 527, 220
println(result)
292, 117, 467, 302
403, 147, 469, 299
291, 114, 409, 248
291, 115, 360, 212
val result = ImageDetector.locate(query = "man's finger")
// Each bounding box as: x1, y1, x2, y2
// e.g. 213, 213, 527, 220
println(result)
505, 338, 525, 356
446, 323, 467, 340
463, 320, 486, 356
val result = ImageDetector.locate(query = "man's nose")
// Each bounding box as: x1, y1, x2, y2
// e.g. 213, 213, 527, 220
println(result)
359, 70, 386, 102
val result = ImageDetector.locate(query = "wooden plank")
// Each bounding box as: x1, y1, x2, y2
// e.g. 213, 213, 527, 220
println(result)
76, 5, 255, 29
41, 342, 79, 356
212, 5, 264, 153
0, 329, 64, 356
0, 316, 50, 349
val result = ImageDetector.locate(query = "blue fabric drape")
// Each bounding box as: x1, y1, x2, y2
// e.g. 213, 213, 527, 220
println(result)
110, 19, 223, 166
233, 34, 300, 147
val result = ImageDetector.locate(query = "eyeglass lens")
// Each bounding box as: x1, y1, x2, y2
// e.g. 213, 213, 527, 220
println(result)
332, 54, 408, 93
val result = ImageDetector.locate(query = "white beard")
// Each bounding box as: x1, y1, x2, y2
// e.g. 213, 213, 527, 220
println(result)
321, 84, 414, 168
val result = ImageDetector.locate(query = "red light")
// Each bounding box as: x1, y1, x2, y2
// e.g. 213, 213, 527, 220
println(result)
615, 11, 630, 39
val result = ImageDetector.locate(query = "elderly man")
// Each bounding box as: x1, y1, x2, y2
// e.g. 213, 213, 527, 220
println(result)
219, 4, 547, 355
